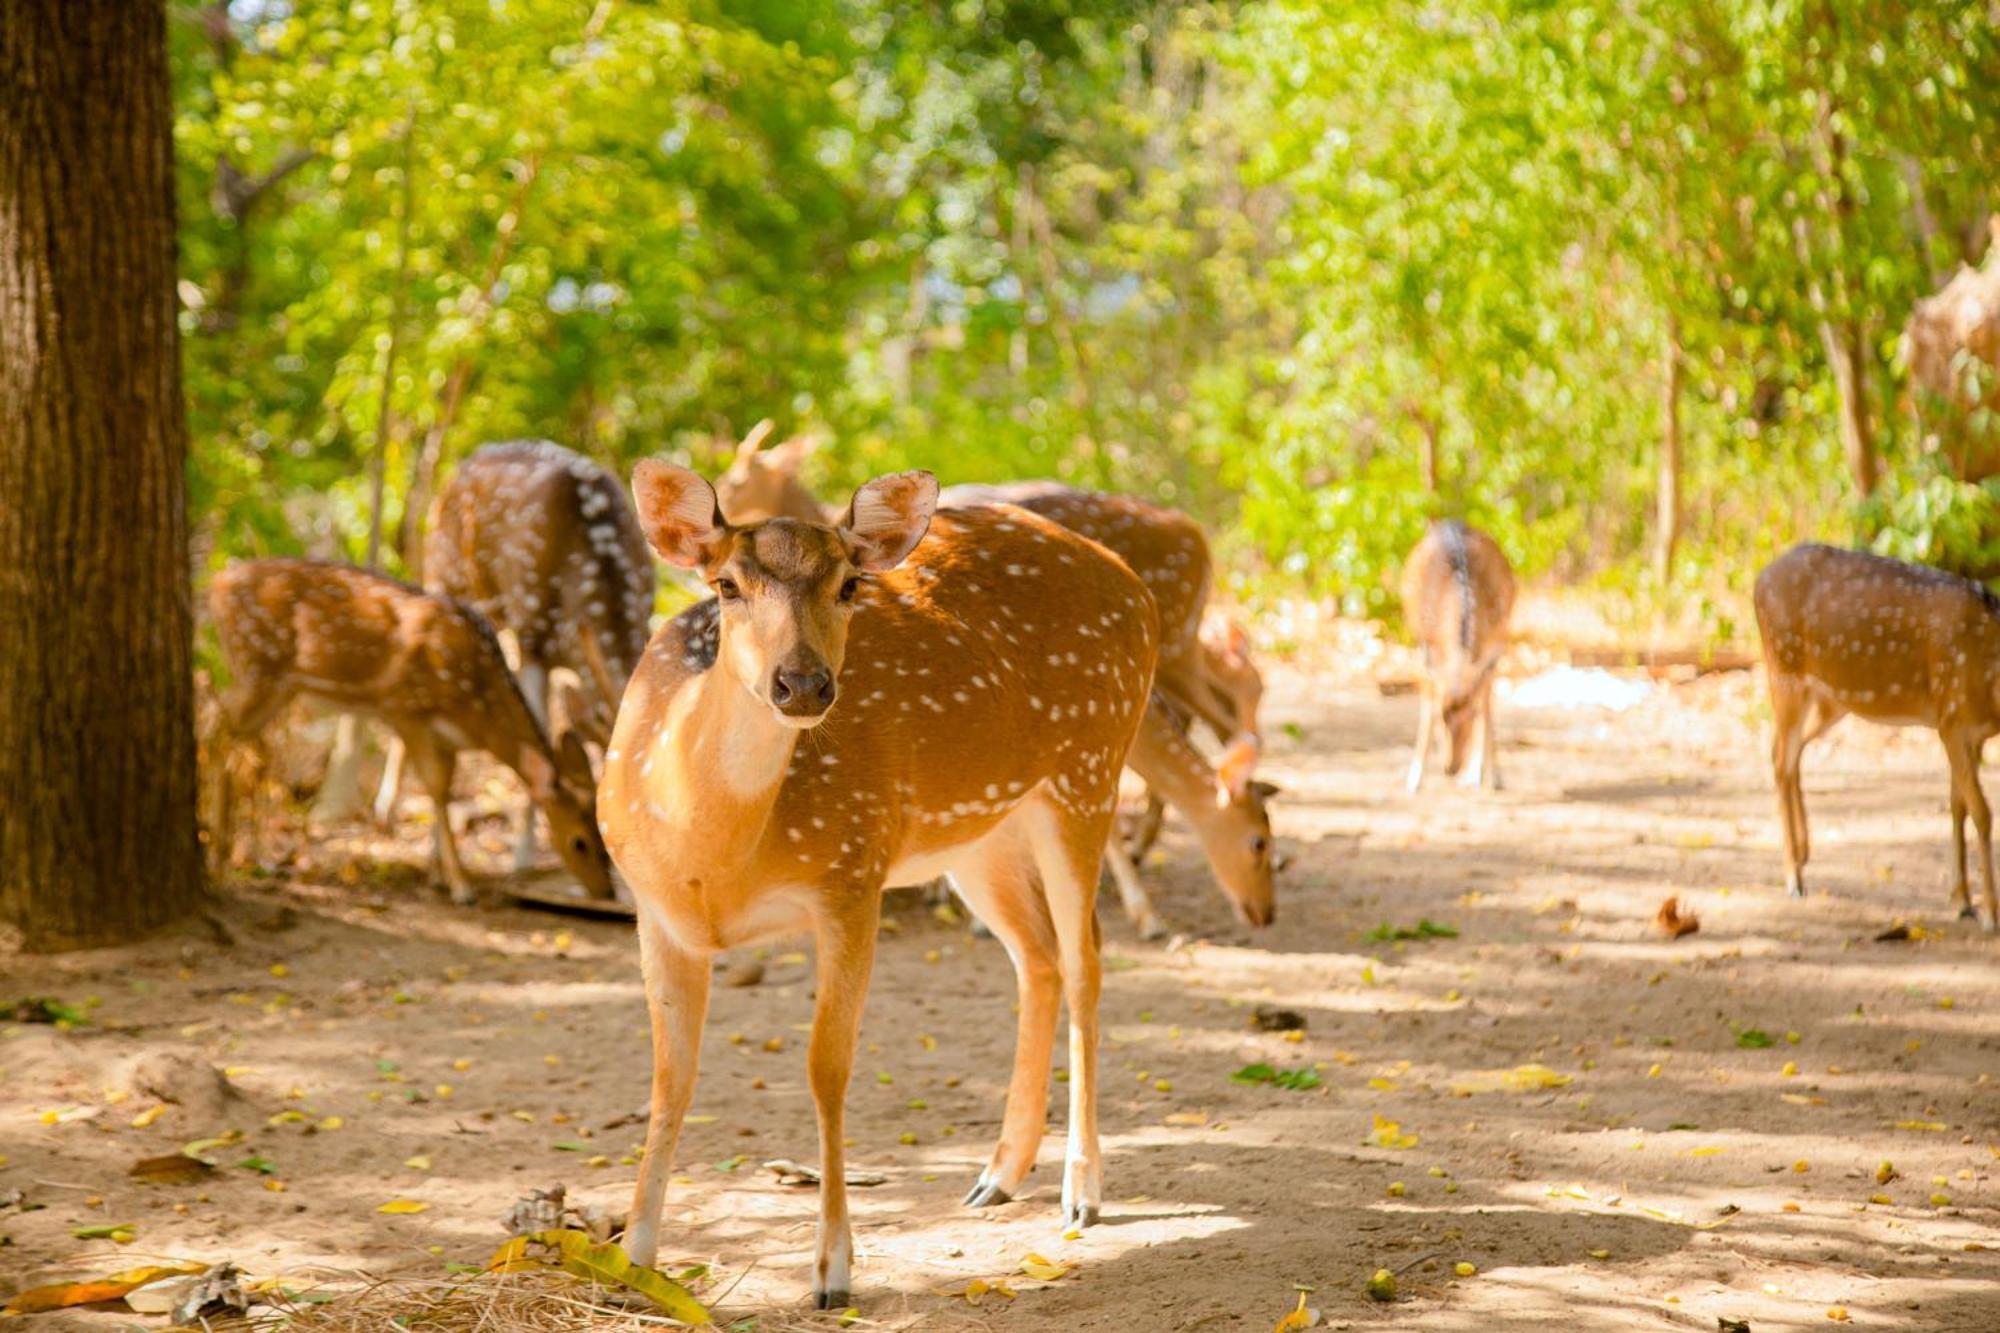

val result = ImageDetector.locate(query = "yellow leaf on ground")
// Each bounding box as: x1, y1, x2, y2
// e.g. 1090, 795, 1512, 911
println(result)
404, 1154, 432, 1171
1370, 1115, 1419, 1149
377, 1199, 429, 1214
0, 1263, 207, 1316
129, 1104, 170, 1129
1018, 1252, 1070, 1281
1274, 1289, 1321, 1331
1450, 1064, 1572, 1095
485, 1229, 710, 1324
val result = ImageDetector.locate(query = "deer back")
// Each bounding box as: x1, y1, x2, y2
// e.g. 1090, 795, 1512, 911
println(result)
1755, 542, 2000, 728
939, 483, 1212, 714
1401, 520, 1515, 698
427, 441, 654, 714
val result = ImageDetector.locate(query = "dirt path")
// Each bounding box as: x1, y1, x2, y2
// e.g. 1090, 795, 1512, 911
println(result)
5, 664, 1998, 1330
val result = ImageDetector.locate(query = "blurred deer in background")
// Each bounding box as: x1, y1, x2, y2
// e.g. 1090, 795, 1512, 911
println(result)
1402, 520, 1515, 791
208, 558, 614, 905
394, 440, 652, 869
600, 465, 1159, 1307
1755, 542, 2000, 931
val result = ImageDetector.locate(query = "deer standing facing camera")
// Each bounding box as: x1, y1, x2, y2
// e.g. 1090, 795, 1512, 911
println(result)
598, 465, 1159, 1308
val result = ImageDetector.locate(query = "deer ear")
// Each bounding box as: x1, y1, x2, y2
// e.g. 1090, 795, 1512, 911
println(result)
734, 419, 776, 464
555, 729, 595, 791
1225, 620, 1252, 664
633, 460, 723, 568
1249, 779, 1282, 802
769, 435, 820, 470
1213, 735, 1261, 806
841, 470, 938, 571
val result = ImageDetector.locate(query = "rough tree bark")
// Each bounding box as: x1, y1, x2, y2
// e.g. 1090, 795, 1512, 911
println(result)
0, 1, 203, 949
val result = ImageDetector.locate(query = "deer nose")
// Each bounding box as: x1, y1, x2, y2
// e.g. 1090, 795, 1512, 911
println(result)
771, 666, 836, 716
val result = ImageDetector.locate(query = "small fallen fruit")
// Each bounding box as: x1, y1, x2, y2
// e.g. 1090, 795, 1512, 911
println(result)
1876, 1160, 1897, 1184
1386, 1181, 1405, 1197
1365, 1268, 1396, 1302
1454, 1261, 1477, 1277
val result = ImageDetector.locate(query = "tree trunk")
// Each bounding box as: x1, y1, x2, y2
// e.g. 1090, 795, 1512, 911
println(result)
1654, 308, 1683, 584
0, 1, 202, 950
1821, 317, 1877, 496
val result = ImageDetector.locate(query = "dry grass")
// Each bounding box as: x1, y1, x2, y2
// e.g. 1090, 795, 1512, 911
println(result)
237, 1270, 702, 1331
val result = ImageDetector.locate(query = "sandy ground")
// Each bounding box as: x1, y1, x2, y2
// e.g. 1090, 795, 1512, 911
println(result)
4, 659, 1999, 1331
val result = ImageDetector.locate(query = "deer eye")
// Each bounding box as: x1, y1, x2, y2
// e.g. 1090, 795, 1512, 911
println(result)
838, 576, 862, 603
571, 835, 590, 855
1250, 835, 1269, 856
715, 577, 741, 602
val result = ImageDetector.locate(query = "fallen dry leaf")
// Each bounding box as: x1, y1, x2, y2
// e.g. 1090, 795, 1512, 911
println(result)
1018, 1252, 1070, 1281
127, 1153, 216, 1186
487, 1229, 710, 1324
1369, 1115, 1419, 1149
1450, 1064, 1572, 1095
1655, 896, 1700, 938
377, 1199, 429, 1214
0, 1262, 207, 1316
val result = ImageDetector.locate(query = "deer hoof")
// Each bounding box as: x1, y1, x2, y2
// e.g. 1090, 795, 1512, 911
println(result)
963, 1179, 1012, 1208
814, 1288, 850, 1312
1062, 1200, 1100, 1229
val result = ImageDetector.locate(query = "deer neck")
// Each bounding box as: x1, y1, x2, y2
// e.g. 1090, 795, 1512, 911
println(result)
645, 664, 798, 835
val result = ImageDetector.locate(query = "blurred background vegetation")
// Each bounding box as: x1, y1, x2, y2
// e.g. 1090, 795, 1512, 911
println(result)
174, 0, 2000, 628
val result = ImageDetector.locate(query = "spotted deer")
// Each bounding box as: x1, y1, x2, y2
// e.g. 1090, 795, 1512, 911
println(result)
1402, 520, 1515, 791
1755, 542, 2000, 930
598, 466, 1159, 1308
414, 440, 654, 867
208, 558, 614, 905
716, 444, 1277, 932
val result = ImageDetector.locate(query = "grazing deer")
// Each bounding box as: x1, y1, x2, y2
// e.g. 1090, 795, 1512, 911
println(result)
1124, 611, 1267, 861
1402, 520, 1515, 791
419, 440, 654, 867
599, 466, 1159, 1308
1755, 543, 2000, 930
1105, 711, 1280, 939
208, 559, 614, 905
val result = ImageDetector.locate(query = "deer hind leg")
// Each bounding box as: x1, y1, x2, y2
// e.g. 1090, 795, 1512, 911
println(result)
400, 727, 475, 906
512, 659, 550, 871
805, 893, 883, 1309
373, 735, 407, 828
949, 832, 1061, 1206
1944, 732, 1996, 929
625, 916, 711, 1268
1026, 796, 1109, 1229
1407, 686, 1436, 793
1478, 677, 1502, 791
1769, 679, 1811, 898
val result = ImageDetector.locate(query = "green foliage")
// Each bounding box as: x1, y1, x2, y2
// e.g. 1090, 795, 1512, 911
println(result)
171, 0, 2000, 623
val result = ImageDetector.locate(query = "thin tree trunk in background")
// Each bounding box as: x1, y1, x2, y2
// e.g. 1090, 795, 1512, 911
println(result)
1416, 412, 1440, 494
0, 0, 202, 949
1655, 307, 1683, 584
1823, 317, 1877, 495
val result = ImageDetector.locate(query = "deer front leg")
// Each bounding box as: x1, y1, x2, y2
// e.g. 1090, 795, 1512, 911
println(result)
806, 895, 881, 1309
626, 919, 710, 1268
401, 727, 476, 906
1100, 839, 1165, 941
1479, 678, 1502, 791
